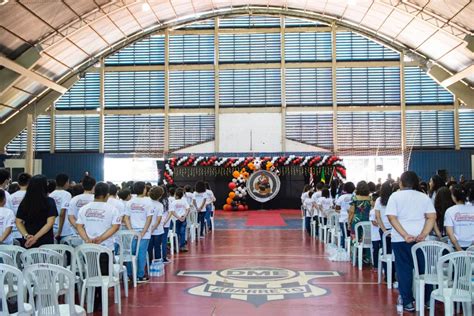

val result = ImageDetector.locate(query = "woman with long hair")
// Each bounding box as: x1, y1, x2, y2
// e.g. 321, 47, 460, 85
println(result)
433, 186, 454, 238
428, 174, 445, 204
16, 175, 58, 248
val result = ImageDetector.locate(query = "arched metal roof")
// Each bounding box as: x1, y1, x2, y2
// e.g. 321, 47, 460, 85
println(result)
0, 0, 473, 126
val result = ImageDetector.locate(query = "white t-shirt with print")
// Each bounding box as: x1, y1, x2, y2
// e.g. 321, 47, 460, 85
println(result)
125, 197, 154, 239
301, 192, 309, 204
369, 209, 381, 242
169, 199, 189, 218
4, 191, 13, 210
0, 207, 16, 245
76, 202, 121, 250
184, 192, 194, 209
385, 189, 435, 243
444, 204, 474, 248
164, 197, 175, 228
68, 193, 94, 220
335, 193, 352, 223
50, 189, 73, 237
303, 197, 314, 217
312, 191, 322, 204
107, 197, 126, 217
317, 197, 333, 218
374, 197, 392, 230
9, 190, 26, 239
193, 192, 207, 212
151, 200, 164, 236
205, 189, 215, 205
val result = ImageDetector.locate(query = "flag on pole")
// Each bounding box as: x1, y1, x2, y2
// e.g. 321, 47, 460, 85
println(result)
320, 168, 326, 184
309, 169, 314, 187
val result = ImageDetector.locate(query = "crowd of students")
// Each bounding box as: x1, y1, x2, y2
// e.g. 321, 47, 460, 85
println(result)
0, 168, 216, 286
301, 171, 474, 313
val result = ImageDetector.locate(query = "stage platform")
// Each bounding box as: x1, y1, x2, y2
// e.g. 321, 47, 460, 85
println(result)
215, 209, 301, 230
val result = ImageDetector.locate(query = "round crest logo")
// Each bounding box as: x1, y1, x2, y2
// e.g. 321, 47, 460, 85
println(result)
246, 170, 280, 203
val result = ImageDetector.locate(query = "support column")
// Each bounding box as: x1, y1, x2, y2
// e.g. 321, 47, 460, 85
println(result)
454, 98, 460, 150
331, 22, 338, 153
280, 16, 287, 152
99, 58, 105, 153
164, 29, 170, 154
214, 17, 220, 153
25, 113, 34, 174
50, 104, 55, 154
400, 52, 407, 152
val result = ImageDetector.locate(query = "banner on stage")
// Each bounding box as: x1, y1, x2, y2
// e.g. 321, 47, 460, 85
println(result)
246, 170, 280, 203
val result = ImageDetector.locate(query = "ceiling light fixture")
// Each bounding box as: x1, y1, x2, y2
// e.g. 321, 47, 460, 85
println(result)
0, 0, 9, 6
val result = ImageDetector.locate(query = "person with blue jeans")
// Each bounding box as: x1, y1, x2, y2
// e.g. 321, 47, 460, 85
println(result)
148, 186, 164, 264
386, 171, 436, 313
124, 181, 153, 283
169, 188, 190, 252
204, 183, 215, 231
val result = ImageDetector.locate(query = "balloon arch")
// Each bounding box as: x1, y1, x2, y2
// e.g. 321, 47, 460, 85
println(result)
163, 155, 346, 211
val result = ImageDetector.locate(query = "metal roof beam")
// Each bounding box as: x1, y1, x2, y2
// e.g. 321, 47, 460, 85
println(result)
441, 65, 474, 88
428, 64, 474, 107
0, 47, 41, 95
0, 56, 68, 94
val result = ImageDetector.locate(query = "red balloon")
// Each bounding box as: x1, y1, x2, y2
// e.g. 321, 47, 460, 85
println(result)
223, 205, 231, 211
228, 182, 236, 190
238, 205, 245, 211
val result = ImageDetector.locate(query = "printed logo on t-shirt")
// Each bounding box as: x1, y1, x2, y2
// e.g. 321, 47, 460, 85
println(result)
454, 213, 474, 222
130, 203, 145, 213
11, 197, 23, 207
85, 209, 106, 220
76, 199, 90, 208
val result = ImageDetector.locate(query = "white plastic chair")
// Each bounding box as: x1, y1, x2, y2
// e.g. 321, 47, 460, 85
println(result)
377, 230, 395, 289
318, 215, 328, 243
467, 245, 474, 253
21, 248, 64, 267
411, 240, 454, 315
352, 221, 372, 270
0, 251, 14, 266
60, 236, 84, 248
76, 244, 121, 316
23, 263, 86, 316
341, 222, 352, 255
115, 230, 139, 290
429, 252, 473, 316
168, 218, 179, 255
187, 211, 199, 243
326, 212, 339, 245
0, 245, 25, 269
0, 263, 33, 315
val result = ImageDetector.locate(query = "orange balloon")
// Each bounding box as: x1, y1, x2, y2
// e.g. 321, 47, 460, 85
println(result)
232, 171, 240, 178
223, 205, 231, 211
229, 192, 236, 198
226, 198, 233, 204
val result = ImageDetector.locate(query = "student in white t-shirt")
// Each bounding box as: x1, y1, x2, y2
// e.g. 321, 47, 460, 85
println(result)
193, 181, 207, 238
0, 169, 12, 210
444, 185, 474, 251
68, 176, 96, 231
317, 188, 333, 223
369, 207, 381, 270
169, 188, 190, 252
0, 189, 15, 245
311, 182, 324, 205
335, 182, 355, 247
9, 172, 31, 241
386, 171, 436, 312
107, 184, 126, 217
147, 186, 164, 263
160, 187, 173, 263
301, 184, 312, 205
303, 191, 315, 235
124, 182, 153, 282
49, 173, 73, 242
204, 182, 216, 231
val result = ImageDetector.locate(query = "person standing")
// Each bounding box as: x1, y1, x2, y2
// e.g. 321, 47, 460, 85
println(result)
124, 181, 153, 282
335, 182, 355, 248
68, 176, 96, 230
193, 181, 207, 238
0, 189, 15, 245
16, 175, 58, 248
386, 171, 436, 312
204, 182, 216, 232
147, 186, 164, 262
169, 188, 190, 252
0, 169, 12, 210
9, 173, 31, 242
49, 173, 73, 242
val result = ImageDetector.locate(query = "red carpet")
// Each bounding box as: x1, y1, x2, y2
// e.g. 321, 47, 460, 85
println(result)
245, 211, 287, 226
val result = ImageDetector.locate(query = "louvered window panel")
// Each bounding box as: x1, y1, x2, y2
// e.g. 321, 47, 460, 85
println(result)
284, 32, 332, 61
219, 33, 280, 63
104, 115, 164, 153
459, 110, 474, 148
169, 71, 214, 108
55, 115, 99, 152
286, 68, 332, 106
406, 111, 454, 148
336, 32, 399, 61
6, 116, 51, 153
105, 35, 164, 65
169, 115, 215, 150
179, 19, 215, 29
219, 69, 281, 107
169, 34, 214, 64
104, 71, 164, 108
285, 17, 325, 27
219, 15, 280, 28
404, 67, 453, 105
336, 67, 400, 105
55, 73, 99, 109
285, 113, 333, 149
337, 112, 401, 149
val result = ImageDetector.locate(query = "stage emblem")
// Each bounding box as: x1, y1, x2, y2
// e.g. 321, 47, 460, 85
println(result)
178, 267, 339, 306
246, 170, 280, 203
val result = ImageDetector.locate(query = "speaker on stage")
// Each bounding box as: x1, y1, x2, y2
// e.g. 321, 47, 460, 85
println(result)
437, 169, 448, 183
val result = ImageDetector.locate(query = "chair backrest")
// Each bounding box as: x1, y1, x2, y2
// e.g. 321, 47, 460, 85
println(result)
354, 221, 371, 246
0, 251, 14, 266
0, 245, 25, 269
60, 236, 84, 248
23, 263, 78, 316
327, 212, 339, 229
0, 263, 27, 315
425, 235, 439, 241
436, 251, 473, 298
380, 230, 393, 257
411, 240, 454, 278
40, 244, 75, 271
115, 230, 140, 263
21, 248, 64, 267
75, 244, 114, 284
467, 245, 474, 253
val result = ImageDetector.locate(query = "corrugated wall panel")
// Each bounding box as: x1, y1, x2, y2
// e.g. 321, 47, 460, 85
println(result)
37, 152, 104, 182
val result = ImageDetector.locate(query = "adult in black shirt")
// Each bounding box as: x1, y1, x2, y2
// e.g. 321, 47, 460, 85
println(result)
16, 175, 58, 248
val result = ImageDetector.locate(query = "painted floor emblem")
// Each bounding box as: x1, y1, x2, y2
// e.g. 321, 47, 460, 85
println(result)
177, 267, 340, 306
